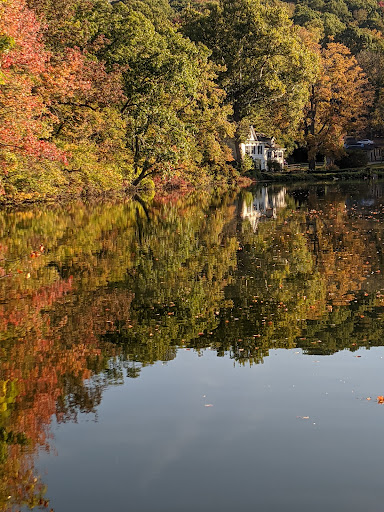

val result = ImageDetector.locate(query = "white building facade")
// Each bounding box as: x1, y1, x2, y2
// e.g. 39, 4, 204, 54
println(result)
240, 126, 285, 170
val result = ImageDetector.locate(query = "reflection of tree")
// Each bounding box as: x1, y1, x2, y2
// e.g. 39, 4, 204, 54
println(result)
0, 203, 141, 510
0, 191, 240, 510
0, 333, 104, 509
1, 185, 384, 509
191, 185, 384, 365
306, 200, 370, 306
101, 193, 239, 367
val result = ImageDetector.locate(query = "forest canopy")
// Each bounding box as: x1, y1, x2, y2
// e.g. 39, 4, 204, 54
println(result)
0, 0, 383, 199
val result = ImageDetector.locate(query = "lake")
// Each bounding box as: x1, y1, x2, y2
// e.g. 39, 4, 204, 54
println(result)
1, 182, 384, 512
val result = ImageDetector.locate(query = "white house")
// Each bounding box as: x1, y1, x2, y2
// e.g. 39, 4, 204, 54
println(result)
240, 127, 285, 170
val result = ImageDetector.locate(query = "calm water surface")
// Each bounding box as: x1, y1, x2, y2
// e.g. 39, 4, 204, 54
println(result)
1, 182, 384, 511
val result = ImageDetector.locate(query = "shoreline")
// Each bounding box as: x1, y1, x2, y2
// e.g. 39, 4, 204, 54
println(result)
254, 166, 384, 183
2, 167, 384, 208
0, 175, 253, 209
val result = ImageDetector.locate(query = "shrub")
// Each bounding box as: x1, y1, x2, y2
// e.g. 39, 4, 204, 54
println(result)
240, 155, 255, 173
335, 149, 369, 169
267, 159, 282, 172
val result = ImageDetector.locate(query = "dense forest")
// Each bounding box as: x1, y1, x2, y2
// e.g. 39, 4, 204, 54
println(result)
1, 0, 384, 199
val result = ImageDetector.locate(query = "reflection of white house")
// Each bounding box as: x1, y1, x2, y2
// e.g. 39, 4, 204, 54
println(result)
241, 187, 286, 231
241, 127, 285, 170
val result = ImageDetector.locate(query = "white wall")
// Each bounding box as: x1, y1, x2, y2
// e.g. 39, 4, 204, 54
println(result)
242, 142, 284, 170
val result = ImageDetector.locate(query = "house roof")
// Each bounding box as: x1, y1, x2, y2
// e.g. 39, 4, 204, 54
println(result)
247, 126, 284, 149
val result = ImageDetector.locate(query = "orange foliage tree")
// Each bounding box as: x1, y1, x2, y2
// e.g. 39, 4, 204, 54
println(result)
0, 0, 65, 185
303, 42, 372, 170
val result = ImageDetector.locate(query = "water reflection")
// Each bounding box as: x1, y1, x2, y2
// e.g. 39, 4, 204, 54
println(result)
1, 183, 384, 509
241, 186, 286, 230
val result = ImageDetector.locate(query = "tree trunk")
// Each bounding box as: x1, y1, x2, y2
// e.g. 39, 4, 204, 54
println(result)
307, 84, 316, 172
232, 103, 243, 164
234, 131, 242, 164
132, 170, 149, 186
132, 163, 151, 186
309, 157, 316, 172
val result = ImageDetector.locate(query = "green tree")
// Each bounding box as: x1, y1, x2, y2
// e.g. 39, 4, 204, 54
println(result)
98, 2, 232, 185
283, 0, 384, 52
183, 0, 318, 161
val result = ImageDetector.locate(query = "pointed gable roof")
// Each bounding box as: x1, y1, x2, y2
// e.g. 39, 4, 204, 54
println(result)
247, 126, 284, 150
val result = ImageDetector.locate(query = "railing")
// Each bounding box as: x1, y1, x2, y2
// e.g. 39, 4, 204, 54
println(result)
283, 164, 317, 172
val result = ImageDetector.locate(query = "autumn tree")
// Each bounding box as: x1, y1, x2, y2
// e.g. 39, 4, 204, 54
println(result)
0, 0, 65, 193
22, 0, 131, 192
25, 0, 234, 189
182, 0, 318, 161
357, 49, 384, 134
96, 2, 233, 186
303, 42, 372, 170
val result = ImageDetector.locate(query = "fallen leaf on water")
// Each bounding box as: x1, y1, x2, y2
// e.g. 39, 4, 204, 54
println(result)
204, 404, 213, 407
366, 397, 372, 401
377, 396, 384, 404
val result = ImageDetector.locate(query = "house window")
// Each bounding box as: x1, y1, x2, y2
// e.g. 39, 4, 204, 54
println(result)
258, 145, 263, 154
267, 151, 272, 159
245, 146, 251, 154
252, 146, 256, 154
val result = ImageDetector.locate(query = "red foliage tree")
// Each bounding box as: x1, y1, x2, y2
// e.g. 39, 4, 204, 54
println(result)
0, 0, 65, 175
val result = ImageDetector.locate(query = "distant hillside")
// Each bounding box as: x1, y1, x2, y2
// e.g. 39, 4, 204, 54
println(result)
280, 0, 384, 52
171, 0, 384, 53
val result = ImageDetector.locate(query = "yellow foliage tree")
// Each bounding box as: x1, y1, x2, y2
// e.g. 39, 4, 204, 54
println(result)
303, 42, 372, 170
